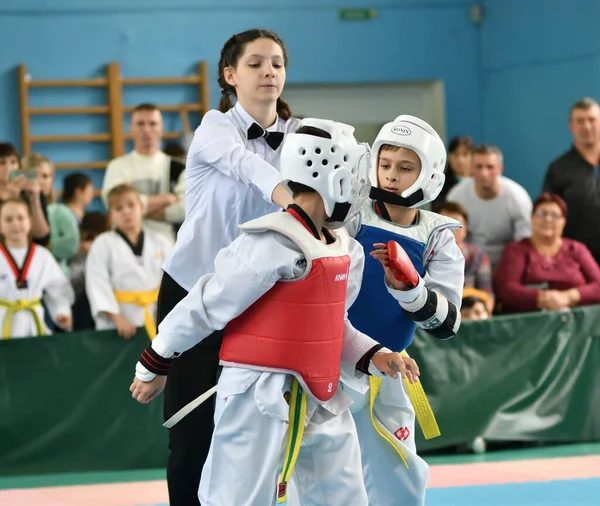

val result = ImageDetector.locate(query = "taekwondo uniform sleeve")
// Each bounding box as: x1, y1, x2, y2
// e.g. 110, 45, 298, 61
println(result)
386, 228, 464, 339
85, 234, 121, 320
141, 232, 298, 366
422, 228, 464, 310
190, 110, 281, 204
41, 248, 75, 322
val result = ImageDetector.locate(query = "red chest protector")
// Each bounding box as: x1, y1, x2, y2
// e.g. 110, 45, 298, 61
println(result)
219, 209, 351, 402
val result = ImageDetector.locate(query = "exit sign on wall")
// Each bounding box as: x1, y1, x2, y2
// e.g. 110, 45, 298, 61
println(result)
338, 8, 378, 21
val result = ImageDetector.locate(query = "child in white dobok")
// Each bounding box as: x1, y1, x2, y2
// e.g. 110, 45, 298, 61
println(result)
345, 116, 465, 506
0, 198, 73, 338
86, 184, 172, 339
130, 119, 419, 506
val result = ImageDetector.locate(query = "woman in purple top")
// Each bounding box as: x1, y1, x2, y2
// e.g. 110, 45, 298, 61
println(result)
494, 192, 600, 313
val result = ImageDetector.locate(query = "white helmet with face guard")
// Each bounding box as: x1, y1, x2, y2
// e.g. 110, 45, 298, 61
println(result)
369, 115, 447, 208
280, 118, 371, 228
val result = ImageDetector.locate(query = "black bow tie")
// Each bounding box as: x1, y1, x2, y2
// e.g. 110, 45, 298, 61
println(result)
247, 122, 284, 150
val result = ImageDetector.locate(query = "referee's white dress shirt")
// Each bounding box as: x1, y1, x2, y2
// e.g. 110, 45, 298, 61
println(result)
162, 101, 301, 291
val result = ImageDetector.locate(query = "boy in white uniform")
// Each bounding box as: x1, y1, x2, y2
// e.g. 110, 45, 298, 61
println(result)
86, 184, 173, 339
130, 119, 418, 506
343, 115, 465, 506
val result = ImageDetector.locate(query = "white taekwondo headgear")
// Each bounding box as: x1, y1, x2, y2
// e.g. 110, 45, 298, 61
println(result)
369, 115, 447, 208
280, 118, 371, 229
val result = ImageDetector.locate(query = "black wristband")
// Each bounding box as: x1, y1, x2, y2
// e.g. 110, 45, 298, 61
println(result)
356, 344, 385, 375
139, 345, 173, 376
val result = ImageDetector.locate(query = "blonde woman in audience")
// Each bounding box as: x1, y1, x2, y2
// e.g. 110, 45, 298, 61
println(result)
86, 184, 172, 339
22, 153, 55, 204
495, 193, 600, 313
0, 198, 73, 338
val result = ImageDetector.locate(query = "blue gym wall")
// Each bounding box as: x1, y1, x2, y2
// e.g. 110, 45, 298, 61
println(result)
1, 0, 594, 199
0, 0, 480, 200
481, 0, 600, 196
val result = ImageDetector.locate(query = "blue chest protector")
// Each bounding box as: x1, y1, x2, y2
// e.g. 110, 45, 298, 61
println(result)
348, 202, 456, 352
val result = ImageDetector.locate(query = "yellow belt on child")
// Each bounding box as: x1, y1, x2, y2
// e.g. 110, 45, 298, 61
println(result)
368, 350, 440, 468
0, 298, 45, 339
113, 289, 159, 340
277, 379, 307, 504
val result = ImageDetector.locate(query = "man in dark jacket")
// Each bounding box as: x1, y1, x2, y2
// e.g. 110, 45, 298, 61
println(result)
543, 97, 600, 263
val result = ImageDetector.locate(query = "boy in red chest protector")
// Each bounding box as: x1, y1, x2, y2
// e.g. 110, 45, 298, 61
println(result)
130, 118, 419, 506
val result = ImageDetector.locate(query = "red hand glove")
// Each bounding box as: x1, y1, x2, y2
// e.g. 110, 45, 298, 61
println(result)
386, 240, 419, 289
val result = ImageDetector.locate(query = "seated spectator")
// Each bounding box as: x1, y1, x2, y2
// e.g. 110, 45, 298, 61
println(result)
431, 135, 474, 212
22, 153, 55, 204
446, 144, 532, 267
495, 193, 600, 313
461, 293, 490, 321
63, 173, 94, 224
69, 212, 110, 331
101, 103, 185, 245
439, 201, 495, 313
47, 203, 80, 275
0, 143, 50, 246
46, 173, 95, 274
48, 173, 94, 276
0, 142, 20, 178
86, 184, 172, 339
0, 198, 73, 338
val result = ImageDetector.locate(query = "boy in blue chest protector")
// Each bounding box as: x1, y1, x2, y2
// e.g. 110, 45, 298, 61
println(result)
344, 115, 465, 506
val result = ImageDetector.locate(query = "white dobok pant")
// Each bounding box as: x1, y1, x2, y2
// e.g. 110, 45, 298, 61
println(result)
198, 367, 369, 506
288, 372, 430, 506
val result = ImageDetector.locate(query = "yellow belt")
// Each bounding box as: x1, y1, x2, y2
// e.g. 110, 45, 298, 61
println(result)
368, 350, 440, 468
277, 379, 307, 504
0, 298, 45, 339
113, 289, 159, 340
